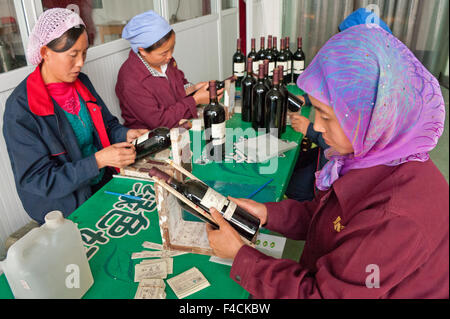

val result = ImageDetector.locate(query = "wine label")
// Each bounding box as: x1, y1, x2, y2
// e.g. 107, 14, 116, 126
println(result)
135, 131, 150, 145
211, 122, 225, 139
294, 60, 305, 74
223, 200, 237, 221
252, 61, 259, 75
200, 188, 228, 212
269, 62, 276, 76
234, 63, 245, 77
287, 61, 293, 73
278, 61, 288, 75
212, 137, 226, 146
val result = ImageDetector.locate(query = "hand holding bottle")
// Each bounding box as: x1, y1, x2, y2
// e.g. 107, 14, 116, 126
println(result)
206, 208, 245, 259
126, 129, 149, 143
228, 197, 268, 226
95, 142, 136, 169
193, 83, 210, 105
290, 113, 310, 135
193, 84, 224, 105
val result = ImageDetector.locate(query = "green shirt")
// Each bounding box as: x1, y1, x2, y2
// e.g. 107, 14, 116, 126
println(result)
62, 97, 104, 185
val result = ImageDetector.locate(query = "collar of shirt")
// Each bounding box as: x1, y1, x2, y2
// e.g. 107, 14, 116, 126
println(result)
136, 52, 168, 78
331, 163, 397, 214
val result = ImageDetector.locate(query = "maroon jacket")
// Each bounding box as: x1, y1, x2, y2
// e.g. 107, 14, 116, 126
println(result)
115, 50, 197, 130
231, 160, 449, 298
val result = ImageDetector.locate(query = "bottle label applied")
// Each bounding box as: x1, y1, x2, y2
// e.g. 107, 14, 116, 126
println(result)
294, 61, 305, 74
134, 131, 150, 145
200, 188, 237, 222
223, 201, 237, 221
252, 61, 259, 75
234, 63, 245, 77
278, 61, 288, 75
211, 122, 226, 146
269, 62, 276, 76
200, 188, 228, 212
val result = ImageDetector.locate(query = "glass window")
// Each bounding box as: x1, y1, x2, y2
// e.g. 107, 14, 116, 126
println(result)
222, 0, 236, 10
0, 0, 27, 74
168, 0, 211, 25
41, 0, 155, 46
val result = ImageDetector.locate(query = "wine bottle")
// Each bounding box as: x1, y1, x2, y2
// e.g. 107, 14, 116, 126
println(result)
204, 81, 226, 162
276, 39, 289, 83
241, 57, 257, 123
252, 64, 268, 130
263, 59, 272, 90
284, 36, 294, 84
265, 35, 276, 79
265, 68, 284, 138
293, 36, 306, 84
287, 92, 305, 112
247, 38, 258, 76
277, 66, 288, 134
256, 36, 266, 70
272, 36, 280, 61
149, 167, 260, 242
233, 39, 246, 88
134, 127, 171, 160
187, 75, 236, 97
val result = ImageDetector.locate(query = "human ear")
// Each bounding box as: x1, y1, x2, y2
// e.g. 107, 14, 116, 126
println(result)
40, 46, 50, 62
137, 47, 147, 58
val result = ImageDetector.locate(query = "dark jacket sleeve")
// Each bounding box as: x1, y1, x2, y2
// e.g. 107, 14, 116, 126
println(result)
79, 73, 129, 143
2, 92, 100, 200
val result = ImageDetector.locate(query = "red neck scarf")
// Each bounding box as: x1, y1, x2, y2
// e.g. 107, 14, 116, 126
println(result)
45, 82, 81, 115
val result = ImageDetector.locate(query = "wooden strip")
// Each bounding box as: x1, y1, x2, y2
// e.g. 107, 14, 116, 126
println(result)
151, 176, 216, 225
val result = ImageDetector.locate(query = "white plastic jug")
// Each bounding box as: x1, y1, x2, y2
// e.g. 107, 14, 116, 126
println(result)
0, 211, 94, 299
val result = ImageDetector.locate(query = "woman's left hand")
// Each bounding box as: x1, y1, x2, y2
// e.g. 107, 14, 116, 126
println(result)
290, 114, 310, 135
126, 129, 150, 143
206, 208, 245, 259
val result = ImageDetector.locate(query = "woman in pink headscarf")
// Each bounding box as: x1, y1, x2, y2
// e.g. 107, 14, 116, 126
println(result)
206, 24, 449, 298
3, 9, 147, 224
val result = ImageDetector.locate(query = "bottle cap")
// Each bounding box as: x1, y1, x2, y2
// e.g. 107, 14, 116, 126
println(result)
258, 64, 265, 79
247, 57, 253, 72
209, 81, 217, 98
148, 168, 172, 182
44, 211, 65, 229
273, 68, 279, 85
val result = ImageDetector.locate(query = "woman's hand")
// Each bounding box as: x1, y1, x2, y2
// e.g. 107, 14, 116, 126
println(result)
206, 208, 245, 259
228, 197, 268, 226
193, 83, 210, 105
290, 113, 310, 135
95, 142, 136, 169
194, 81, 208, 91
126, 129, 149, 143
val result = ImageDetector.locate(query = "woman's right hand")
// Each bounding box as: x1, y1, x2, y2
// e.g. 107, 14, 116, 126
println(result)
228, 197, 268, 226
193, 83, 210, 105
95, 142, 136, 169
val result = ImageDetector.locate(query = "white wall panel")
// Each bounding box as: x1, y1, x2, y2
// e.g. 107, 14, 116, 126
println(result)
221, 9, 239, 79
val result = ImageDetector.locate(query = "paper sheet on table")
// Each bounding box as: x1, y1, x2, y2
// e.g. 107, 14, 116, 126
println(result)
235, 133, 298, 163
209, 233, 287, 266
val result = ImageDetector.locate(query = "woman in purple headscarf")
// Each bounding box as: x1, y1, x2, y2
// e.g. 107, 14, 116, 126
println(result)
206, 24, 449, 298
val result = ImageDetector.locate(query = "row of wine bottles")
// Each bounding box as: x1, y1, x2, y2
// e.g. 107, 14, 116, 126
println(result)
241, 57, 304, 138
132, 80, 229, 164
233, 36, 306, 87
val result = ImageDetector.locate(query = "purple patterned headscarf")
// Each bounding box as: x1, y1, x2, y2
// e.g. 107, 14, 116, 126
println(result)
297, 24, 445, 191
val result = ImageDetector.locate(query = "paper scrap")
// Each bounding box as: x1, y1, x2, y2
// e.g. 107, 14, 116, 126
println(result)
166, 267, 210, 299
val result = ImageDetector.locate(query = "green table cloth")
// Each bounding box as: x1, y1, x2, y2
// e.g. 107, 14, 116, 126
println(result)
0, 85, 309, 299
